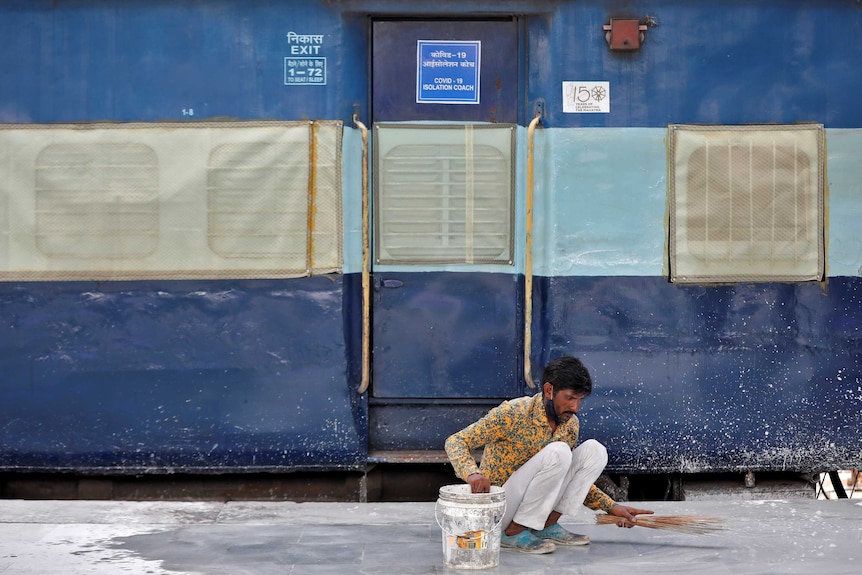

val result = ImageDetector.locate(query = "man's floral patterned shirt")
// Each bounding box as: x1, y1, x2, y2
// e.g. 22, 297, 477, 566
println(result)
444, 392, 615, 512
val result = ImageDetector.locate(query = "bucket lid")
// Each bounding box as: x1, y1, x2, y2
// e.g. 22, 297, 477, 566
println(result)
438, 484, 505, 504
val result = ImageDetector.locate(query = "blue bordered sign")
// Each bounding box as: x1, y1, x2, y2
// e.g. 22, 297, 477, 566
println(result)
416, 40, 481, 104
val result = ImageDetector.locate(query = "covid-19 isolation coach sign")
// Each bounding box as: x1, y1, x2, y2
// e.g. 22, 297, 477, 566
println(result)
416, 40, 481, 105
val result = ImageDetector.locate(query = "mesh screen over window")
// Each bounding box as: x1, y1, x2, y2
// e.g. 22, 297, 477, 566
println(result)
0, 121, 342, 281
668, 124, 825, 283
207, 141, 311, 259
374, 124, 515, 265
35, 143, 160, 258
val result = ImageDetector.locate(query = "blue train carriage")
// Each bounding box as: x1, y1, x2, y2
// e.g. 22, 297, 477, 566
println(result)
0, 0, 860, 499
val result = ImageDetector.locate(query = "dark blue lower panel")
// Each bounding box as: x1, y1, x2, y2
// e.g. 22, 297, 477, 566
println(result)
536, 276, 862, 473
3, 273, 859, 475
0, 277, 366, 472
370, 273, 861, 474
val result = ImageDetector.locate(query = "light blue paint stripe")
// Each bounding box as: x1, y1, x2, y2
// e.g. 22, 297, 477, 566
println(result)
343, 127, 862, 278
536, 128, 667, 277
825, 129, 862, 278
342, 128, 364, 276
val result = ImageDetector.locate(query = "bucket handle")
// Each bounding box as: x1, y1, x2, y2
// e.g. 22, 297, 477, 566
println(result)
434, 499, 507, 541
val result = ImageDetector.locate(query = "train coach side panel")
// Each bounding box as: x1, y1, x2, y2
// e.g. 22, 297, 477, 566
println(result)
518, 0, 862, 473
0, 278, 365, 471
529, 126, 862, 473
0, 1, 367, 472
0, 0, 861, 478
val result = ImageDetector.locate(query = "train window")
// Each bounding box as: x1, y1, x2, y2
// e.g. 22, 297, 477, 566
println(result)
0, 121, 342, 280
35, 143, 160, 259
373, 124, 515, 265
667, 124, 825, 283
206, 128, 341, 268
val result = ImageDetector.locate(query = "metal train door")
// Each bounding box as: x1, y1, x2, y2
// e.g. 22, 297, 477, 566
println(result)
368, 18, 522, 448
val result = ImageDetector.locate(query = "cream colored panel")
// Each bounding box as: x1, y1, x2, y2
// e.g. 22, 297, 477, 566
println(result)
0, 121, 342, 281
374, 124, 515, 265
669, 124, 824, 283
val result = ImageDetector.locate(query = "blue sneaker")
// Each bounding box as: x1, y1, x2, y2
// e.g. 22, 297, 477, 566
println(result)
500, 530, 556, 554
531, 523, 590, 546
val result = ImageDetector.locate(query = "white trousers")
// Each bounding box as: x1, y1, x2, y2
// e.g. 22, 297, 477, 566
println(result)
500, 439, 608, 531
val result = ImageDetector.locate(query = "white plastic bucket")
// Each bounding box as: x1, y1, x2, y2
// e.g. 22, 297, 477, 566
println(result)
435, 484, 506, 570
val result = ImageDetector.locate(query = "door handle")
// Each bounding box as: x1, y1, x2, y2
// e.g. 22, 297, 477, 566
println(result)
374, 277, 404, 291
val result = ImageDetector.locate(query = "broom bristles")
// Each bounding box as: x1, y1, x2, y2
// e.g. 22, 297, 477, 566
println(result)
596, 514, 726, 535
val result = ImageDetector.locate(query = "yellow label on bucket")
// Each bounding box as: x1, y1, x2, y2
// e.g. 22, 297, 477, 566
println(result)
456, 530, 487, 549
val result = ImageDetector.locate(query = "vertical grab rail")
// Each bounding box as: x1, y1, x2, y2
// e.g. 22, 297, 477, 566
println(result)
353, 114, 371, 395
524, 112, 542, 388
306, 121, 318, 275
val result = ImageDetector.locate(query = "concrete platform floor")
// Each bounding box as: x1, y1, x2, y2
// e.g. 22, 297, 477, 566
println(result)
0, 498, 859, 574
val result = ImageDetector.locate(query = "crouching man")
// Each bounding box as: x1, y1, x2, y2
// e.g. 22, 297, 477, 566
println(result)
444, 355, 653, 554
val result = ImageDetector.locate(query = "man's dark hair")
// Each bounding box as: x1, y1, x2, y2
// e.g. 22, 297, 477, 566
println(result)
542, 355, 592, 396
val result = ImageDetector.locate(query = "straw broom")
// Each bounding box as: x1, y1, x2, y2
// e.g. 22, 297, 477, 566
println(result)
596, 514, 726, 535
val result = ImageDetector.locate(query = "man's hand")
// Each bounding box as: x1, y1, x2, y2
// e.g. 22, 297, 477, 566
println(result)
467, 473, 491, 493
607, 504, 654, 527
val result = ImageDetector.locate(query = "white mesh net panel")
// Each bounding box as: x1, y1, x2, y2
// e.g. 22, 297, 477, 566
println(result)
374, 124, 515, 265
668, 124, 824, 283
0, 120, 342, 281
